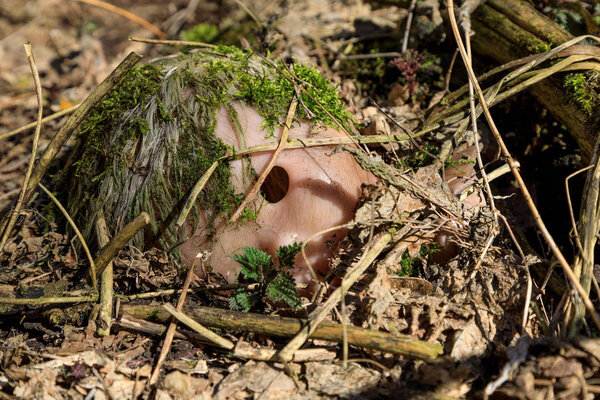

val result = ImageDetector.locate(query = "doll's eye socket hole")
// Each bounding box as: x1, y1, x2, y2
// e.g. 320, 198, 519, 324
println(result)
260, 166, 289, 203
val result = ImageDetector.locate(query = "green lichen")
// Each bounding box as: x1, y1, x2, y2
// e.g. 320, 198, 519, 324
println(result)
61, 47, 352, 257
564, 72, 600, 116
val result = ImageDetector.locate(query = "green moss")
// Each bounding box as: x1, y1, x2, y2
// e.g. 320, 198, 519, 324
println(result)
61, 47, 352, 258
203, 47, 352, 135
180, 23, 219, 43
564, 72, 600, 116
525, 38, 551, 54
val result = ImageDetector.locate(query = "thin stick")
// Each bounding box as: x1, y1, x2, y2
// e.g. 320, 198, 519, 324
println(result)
565, 165, 594, 256
221, 134, 412, 160
95, 210, 113, 337
447, 0, 600, 332
162, 303, 235, 350
230, 98, 298, 223
0, 104, 79, 142
72, 0, 166, 38
149, 255, 200, 386
464, 25, 498, 227
0, 43, 44, 253
0, 294, 98, 305
175, 161, 219, 230
522, 263, 533, 333
302, 222, 356, 297
568, 135, 600, 336
232, 0, 266, 29
340, 281, 348, 367
444, 49, 459, 93
92, 211, 151, 278
39, 183, 97, 289
498, 213, 525, 259
277, 231, 394, 363
128, 37, 216, 48
401, 0, 417, 53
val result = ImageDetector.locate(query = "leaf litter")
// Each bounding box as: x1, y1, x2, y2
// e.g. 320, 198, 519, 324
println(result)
1, 0, 600, 399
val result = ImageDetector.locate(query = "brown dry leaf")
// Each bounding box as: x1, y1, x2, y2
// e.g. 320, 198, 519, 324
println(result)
305, 362, 380, 399
213, 361, 298, 400
449, 312, 495, 360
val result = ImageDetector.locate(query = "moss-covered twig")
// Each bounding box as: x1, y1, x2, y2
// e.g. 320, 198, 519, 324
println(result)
120, 302, 443, 360
23, 52, 141, 205
92, 212, 150, 279
118, 314, 335, 362
95, 210, 113, 337
117, 283, 261, 300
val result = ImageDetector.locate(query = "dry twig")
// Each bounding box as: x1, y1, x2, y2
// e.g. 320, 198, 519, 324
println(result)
230, 98, 298, 223
149, 255, 200, 385
73, 0, 166, 38
0, 43, 44, 253
92, 212, 150, 279
95, 210, 113, 336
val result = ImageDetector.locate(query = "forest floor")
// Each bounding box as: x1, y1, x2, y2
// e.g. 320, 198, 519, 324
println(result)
1, 0, 600, 399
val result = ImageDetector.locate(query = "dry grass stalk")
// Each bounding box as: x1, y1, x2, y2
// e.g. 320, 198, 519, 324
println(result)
128, 37, 216, 48
0, 104, 79, 143
0, 43, 44, 253
73, 0, 166, 38
39, 183, 98, 288
447, 0, 600, 332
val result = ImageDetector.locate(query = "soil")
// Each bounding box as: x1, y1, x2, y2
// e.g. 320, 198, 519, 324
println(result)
1, 0, 600, 399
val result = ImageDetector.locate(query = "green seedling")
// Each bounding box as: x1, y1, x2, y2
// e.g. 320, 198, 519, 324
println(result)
229, 243, 302, 312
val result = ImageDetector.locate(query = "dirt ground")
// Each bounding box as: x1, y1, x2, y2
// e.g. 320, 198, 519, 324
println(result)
1, 0, 600, 399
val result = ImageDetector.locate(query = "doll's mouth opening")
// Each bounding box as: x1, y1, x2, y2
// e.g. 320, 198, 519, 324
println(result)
260, 166, 289, 203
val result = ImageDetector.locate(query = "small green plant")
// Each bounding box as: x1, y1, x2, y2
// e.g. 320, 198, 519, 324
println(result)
397, 145, 439, 171
396, 243, 441, 277
229, 243, 303, 312
240, 207, 258, 224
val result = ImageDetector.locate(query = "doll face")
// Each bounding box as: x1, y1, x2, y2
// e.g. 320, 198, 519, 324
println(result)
180, 103, 377, 284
